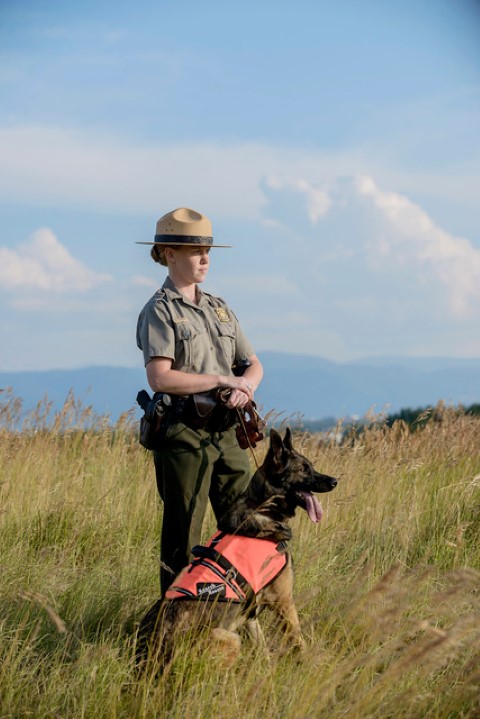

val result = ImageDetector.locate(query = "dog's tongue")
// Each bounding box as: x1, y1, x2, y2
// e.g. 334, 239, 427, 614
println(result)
300, 491, 323, 522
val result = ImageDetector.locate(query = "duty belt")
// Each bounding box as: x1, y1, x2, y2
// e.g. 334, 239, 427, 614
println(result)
165, 392, 237, 432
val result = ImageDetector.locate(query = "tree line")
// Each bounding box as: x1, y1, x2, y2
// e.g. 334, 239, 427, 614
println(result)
299, 402, 480, 435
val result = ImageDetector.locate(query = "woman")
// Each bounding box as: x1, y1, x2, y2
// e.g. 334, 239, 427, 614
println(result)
136, 207, 263, 594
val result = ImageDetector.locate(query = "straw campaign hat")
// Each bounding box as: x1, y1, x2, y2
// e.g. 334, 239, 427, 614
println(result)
136, 207, 231, 248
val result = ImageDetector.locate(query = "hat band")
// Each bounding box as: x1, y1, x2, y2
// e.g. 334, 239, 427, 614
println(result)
154, 234, 213, 245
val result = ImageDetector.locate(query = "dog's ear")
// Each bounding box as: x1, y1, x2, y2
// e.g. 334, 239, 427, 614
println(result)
268, 428, 284, 462
284, 427, 293, 451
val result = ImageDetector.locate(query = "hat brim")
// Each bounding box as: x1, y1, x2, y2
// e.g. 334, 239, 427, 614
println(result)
136, 241, 232, 247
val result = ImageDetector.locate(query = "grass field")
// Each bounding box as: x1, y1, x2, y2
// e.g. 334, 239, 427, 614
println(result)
1, 391, 479, 718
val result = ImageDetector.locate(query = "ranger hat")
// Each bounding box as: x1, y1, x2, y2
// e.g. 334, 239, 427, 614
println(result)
136, 207, 231, 247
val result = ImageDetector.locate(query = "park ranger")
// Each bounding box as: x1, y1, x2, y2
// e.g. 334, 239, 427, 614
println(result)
136, 207, 263, 595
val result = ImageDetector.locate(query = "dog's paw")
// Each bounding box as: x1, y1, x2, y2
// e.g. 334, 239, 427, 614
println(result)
208, 628, 242, 667
277, 636, 307, 661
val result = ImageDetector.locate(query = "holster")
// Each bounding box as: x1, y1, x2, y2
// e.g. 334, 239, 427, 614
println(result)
136, 390, 167, 450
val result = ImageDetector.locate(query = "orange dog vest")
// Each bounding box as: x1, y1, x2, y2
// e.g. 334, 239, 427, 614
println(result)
165, 531, 288, 603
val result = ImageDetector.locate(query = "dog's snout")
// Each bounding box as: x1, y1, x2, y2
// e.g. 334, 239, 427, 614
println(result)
320, 473, 338, 491
314, 471, 338, 492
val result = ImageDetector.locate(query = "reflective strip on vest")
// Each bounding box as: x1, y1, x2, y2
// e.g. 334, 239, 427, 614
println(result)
165, 531, 288, 602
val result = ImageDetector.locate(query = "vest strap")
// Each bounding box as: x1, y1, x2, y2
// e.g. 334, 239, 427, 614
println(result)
168, 586, 196, 598
191, 544, 256, 605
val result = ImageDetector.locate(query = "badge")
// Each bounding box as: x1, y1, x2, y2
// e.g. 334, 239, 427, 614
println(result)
215, 308, 230, 322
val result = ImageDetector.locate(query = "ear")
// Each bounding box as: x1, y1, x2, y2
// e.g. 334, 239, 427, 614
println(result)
284, 427, 293, 451
165, 246, 177, 264
269, 428, 284, 461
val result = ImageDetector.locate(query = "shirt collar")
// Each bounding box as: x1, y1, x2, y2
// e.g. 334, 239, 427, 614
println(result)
161, 275, 207, 307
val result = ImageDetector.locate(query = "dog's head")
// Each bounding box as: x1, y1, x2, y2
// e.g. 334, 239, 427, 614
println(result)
260, 428, 337, 522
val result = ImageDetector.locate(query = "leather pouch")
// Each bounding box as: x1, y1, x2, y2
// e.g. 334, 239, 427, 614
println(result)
235, 401, 267, 449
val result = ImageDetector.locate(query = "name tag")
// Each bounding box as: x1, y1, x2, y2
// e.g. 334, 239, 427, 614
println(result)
197, 582, 226, 597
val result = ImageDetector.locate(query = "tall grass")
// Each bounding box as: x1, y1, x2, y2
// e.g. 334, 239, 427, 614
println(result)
0, 391, 479, 718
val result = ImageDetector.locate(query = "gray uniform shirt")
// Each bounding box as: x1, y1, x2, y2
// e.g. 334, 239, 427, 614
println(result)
136, 276, 254, 375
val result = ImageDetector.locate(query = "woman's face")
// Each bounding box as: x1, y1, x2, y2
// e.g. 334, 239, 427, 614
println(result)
168, 245, 211, 285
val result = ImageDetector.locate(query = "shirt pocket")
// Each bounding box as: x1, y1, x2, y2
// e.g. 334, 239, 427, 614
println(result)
174, 323, 208, 370
215, 324, 236, 367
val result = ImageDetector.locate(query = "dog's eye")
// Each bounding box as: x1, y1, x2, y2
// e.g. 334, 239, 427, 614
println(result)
302, 462, 312, 474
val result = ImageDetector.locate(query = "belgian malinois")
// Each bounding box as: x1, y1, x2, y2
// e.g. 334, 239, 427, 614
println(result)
136, 428, 337, 671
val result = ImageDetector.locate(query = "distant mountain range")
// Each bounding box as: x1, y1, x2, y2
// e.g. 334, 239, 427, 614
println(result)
1, 352, 479, 424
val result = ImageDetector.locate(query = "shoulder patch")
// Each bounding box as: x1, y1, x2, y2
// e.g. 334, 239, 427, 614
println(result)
215, 307, 230, 323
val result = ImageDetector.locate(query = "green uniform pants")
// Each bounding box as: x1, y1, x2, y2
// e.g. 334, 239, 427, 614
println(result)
153, 421, 251, 595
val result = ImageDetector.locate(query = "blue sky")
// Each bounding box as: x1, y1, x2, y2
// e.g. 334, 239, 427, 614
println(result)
0, 0, 479, 371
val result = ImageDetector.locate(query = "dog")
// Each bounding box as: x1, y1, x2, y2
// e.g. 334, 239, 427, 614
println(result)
135, 428, 337, 671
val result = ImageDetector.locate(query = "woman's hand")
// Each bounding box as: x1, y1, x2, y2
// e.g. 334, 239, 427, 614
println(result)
224, 388, 250, 409
146, 354, 263, 407
218, 375, 254, 402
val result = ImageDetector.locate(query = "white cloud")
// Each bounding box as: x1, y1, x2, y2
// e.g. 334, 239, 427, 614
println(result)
1, 125, 477, 224
131, 274, 158, 288
300, 180, 332, 224
0, 126, 267, 217
264, 177, 332, 224
0, 228, 112, 294
354, 176, 480, 316
260, 173, 480, 318
1, 126, 479, 363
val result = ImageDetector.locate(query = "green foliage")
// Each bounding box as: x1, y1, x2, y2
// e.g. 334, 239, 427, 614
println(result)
0, 394, 479, 718
298, 401, 480, 437
386, 401, 480, 428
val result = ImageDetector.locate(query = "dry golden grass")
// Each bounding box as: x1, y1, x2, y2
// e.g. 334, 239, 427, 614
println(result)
0, 390, 479, 718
